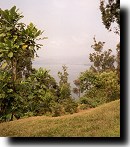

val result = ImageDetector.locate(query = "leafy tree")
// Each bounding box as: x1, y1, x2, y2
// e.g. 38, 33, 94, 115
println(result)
58, 65, 69, 86
89, 36, 115, 72
79, 69, 99, 93
100, 0, 120, 81
0, 6, 44, 81
79, 70, 119, 107
20, 68, 59, 116
58, 65, 78, 114
100, 0, 120, 34
0, 6, 45, 121
58, 65, 71, 100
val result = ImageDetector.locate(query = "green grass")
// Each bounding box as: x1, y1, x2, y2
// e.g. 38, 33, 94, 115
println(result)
0, 100, 120, 137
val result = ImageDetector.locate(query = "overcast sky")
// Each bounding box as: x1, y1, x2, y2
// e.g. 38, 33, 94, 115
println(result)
1, 0, 119, 65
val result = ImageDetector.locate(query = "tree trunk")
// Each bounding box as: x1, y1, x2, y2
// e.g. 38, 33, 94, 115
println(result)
10, 112, 14, 121
11, 59, 17, 121
12, 59, 17, 82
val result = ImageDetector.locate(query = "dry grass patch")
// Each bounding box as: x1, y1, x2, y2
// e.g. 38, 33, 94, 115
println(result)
0, 100, 120, 137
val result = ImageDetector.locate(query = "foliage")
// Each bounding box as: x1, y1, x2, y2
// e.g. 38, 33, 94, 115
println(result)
100, 0, 120, 34
116, 43, 120, 82
0, 70, 13, 122
100, 0, 120, 80
58, 65, 78, 114
73, 79, 81, 98
100, 0, 120, 83
50, 101, 62, 117
58, 65, 69, 86
58, 65, 71, 100
79, 69, 119, 107
14, 67, 77, 117
0, 4, 120, 123
0, 6, 45, 121
97, 71, 120, 101
79, 69, 98, 92
90, 37, 115, 72
19, 68, 59, 116
62, 99, 78, 114
77, 36, 119, 109
0, 6, 44, 79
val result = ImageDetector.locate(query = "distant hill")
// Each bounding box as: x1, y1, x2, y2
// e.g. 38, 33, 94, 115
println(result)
0, 100, 120, 137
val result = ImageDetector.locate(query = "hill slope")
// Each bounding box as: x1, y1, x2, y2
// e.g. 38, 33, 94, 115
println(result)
0, 100, 120, 137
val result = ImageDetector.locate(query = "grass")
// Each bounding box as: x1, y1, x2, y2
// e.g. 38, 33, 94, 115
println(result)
0, 99, 120, 137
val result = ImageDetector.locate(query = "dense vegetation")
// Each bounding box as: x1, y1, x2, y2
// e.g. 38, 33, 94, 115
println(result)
0, 1, 120, 131
0, 100, 120, 137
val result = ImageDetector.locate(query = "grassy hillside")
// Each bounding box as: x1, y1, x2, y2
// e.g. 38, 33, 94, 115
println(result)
0, 100, 120, 137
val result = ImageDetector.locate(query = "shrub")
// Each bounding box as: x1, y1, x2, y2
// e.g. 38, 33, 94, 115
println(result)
63, 99, 78, 114
80, 97, 99, 108
79, 104, 90, 110
50, 101, 62, 117
24, 112, 34, 118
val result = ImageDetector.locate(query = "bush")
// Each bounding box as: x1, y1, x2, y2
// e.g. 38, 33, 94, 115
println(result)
79, 104, 90, 110
24, 112, 34, 118
80, 97, 99, 108
50, 101, 62, 117
79, 70, 120, 106
63, 99, 78, 114
98, 71, 120, 102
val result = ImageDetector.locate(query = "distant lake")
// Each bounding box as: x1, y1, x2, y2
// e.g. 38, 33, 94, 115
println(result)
33, 63, 90, 98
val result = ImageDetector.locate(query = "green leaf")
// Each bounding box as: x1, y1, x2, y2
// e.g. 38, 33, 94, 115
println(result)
35, 30, 41, 37
10, 6, 16, 14
0, 33, 6, 37
0, 53, 3, 57
1, 62, 7, 69
7, 89, 13, 93
6, 27, 13, 31
13, 35, 18, 41
0, 94, 6, 99
8, 52, 13, 58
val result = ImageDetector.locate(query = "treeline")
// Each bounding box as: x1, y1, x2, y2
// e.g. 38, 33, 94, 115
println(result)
0, 3, 120, 122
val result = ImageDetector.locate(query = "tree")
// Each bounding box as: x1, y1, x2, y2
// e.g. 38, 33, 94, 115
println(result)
0, 70, 13, 122
89, 36, 115, 72
79, 70, 120, 108
19, 68, 59, 116
79, 69, 98, 93
0, 6, 45, 81
100, 0, 120, 81
98, 71, 120, 101
58, 65, 78, 114
77, 0, 120, 110
58, 65, 71, 100
73, 79, 81, 98
116, 43, 120, 82
0, 6, 45, 121
100, 0, 120, 34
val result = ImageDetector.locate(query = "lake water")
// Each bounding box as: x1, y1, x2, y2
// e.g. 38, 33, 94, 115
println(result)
33, 63, 90, 98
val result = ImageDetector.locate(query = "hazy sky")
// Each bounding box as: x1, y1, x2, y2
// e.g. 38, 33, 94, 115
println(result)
0, 0, 119, 65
